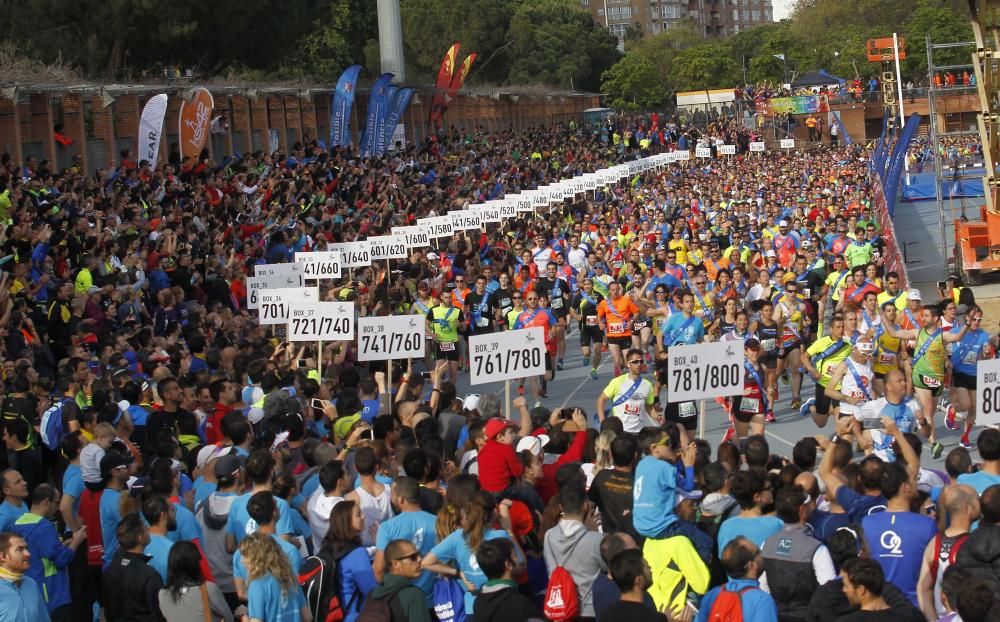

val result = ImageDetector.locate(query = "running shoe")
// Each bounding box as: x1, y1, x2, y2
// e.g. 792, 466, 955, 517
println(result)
765, 412, 776, 423
538, 389, 548, 398
960, 436, 973, 450
945, 405, 958, 431
790, 397, 801, 410
557, 359, 564, 370
583, 356, 590, 367
534, 401, 542, 409
590, 368, 599, 380
931, 442, 944, 459
799, 398, 815, 418
722, 427, 736, 444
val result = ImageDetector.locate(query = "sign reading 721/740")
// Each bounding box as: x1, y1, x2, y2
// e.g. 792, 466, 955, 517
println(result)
356, 315, 426, 361
288, 302, 355, 341
469, 327, 546, 385
667, 341, 745, 402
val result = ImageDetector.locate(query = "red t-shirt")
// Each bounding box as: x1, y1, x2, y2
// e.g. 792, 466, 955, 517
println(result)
477, 439, 524, 493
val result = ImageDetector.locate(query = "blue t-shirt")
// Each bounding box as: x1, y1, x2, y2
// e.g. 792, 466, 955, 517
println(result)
835, 486, 887, 524
0, 501, 26, 533
633, 455, 678, 537
100, 489, 122, 568
144, 534, 175, 582
227, 492, 294, 543
957, 471, 1000, 495
192, 477, 217, 509
717, 515, 784, 552
862, 510, 936, 606
376, 510, 438, 607
662, 313, 704, 346
62, 465, 84, 514
430, 528, 514, 613
233, 533, 302, 581
952, 328, 990, 376
168, 499, 203, 543
301, 473, 320, 501
360, 399, 381, 424
647, 273, 683, 293
246, 573, 305, 622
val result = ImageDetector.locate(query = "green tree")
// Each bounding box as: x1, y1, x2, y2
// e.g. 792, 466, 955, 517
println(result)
506, 1, 620, 90
669, 41, 738, 91
601, 54, 664, 109
902, 0, 973, 79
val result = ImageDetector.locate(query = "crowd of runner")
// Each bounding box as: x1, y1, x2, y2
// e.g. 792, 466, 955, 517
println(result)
0, 112, 997, 622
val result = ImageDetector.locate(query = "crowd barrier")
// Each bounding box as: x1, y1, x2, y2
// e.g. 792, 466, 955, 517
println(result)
870, 173, 910, 289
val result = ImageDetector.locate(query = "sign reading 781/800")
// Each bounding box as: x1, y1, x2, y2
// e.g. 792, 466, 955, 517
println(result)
667, 341, 745, 402
356, 315, 425, 361
468, 327, 546, 385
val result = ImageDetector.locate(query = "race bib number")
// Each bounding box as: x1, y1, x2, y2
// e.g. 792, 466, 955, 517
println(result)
550, 296, 564, 309
439, 341, 456, 352
921, 374, 942, 388
739, 398, 760, 413
476, 317, 489, 327
803, 288, 811, 297
633, 320, 648, 330
963, 350, 979, 366
678, 402, 697, 417
824, 363, 838, 377
760, 339, 776, 352
585, 316, 599, 326
609, 322, 625, 333
623, 402, 641, 415
879, 352, 896, 364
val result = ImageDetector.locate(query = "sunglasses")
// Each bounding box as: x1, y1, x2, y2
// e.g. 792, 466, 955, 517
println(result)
394, 552, 421, 563
627, 359, 643, 365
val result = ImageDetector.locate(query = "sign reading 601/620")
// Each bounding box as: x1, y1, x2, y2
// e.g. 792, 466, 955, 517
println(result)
356, 315, 426, 361
667, 341, 745, 402
469, 327, 546, 385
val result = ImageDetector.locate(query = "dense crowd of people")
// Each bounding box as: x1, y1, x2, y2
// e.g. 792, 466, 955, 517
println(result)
0, 108, 996, 622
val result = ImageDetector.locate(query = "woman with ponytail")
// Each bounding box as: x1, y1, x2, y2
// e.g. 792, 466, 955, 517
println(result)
434, 473, 480, 543
423, 490, 524, 615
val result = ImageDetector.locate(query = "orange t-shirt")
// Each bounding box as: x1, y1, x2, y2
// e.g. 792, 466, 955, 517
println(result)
598, 296, 639, 338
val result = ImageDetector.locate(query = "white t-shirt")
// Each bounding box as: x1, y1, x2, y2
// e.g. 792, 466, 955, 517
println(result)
838, 358, 874, 416
306, 488, 343, 551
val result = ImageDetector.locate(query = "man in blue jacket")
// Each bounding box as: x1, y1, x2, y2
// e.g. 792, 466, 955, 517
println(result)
12, 484, 86, 618
695, 536, 778, 622
0, 531, 50, 622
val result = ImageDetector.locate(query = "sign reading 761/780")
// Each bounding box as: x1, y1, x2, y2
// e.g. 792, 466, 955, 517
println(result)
469, 327, 546, 385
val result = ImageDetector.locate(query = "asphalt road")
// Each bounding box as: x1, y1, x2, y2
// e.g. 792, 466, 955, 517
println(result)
447, 328, 978, 470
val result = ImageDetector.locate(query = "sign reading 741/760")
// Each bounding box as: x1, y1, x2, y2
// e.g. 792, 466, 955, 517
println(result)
356, 315, 425, 361
469, 327, 546, 385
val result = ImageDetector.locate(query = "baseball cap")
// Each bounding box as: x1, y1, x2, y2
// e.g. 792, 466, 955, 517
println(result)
86, 286, 102, 295
907, 289, 922, 301
100, 452, 133, 478
214, 453, 246, 479
333, 413, 362, 440
778, 220, 789, 227
484, 417, 518, 439
196, 444, 221, 470
675, 489, 704, 507
765, 249, 777, 258
516, 434, 550, 457
461, 394, 481, 411
426, 252, 439, 260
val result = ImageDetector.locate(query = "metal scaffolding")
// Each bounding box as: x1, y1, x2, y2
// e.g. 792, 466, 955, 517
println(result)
925, 36, 978, 263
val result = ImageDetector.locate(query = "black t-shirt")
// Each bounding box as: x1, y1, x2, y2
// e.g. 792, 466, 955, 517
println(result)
145, 407, 198, 448
588, 469, 634, 534
571, 291, 605, 327
534, 277, 571, 315
465, 291, 498, 333
598, 599, 665, 622
494, 288, 515, 316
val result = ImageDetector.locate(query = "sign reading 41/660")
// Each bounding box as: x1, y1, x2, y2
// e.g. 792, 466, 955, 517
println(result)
469, 327, 546, 385
667, 341, 744, 402
356, 315, 426, 361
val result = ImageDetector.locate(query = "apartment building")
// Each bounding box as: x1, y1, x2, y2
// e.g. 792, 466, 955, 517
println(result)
580, 0, 774, 47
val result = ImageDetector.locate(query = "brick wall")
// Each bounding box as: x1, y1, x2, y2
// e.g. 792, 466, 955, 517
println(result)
1, 88, 602, 171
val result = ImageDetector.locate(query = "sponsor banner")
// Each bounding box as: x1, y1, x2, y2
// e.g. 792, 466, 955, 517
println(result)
379, 87, 414, 155
756, 94, 830, 116
430, 43, 461, 127
870, 174, 909, 289
360, 73, 394, 158
179, 88, 213, 163
138, 94, 168, 168
331, 65, 362, 148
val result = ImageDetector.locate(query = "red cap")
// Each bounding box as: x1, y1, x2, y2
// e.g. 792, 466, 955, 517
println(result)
484, 418, 517, 439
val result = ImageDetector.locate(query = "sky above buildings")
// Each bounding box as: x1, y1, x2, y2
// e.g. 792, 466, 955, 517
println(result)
773, 0, 792, 20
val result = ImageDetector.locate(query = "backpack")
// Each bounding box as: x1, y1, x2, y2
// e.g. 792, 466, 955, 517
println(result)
543, 533, 588, 622
432, 576, 467, 622
356, 582, 413, 622
39, 398, 73, 451
707, 586, 757, 622
298, 546, 357, 622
